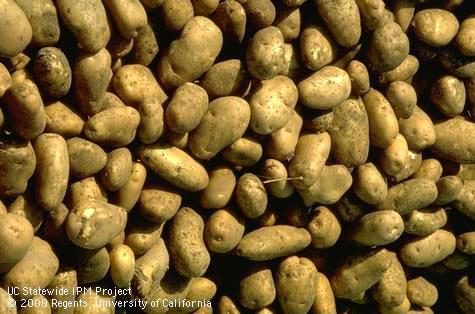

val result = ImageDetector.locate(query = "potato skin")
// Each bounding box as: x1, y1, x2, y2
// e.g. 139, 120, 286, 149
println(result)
45, 101, 85, 138
131, 22, 159, 66
412, 9, 459, 47
205, 208, 244, 254
435, 175, 463, 205
456, 15, 475, 56
200, 166, 236, 209
200, 59, 249, 98
29, 0, 60, 47
378, 54, 419, 85
67, 137, 107, 178
139, 184, 182, 223
454, 276, 475, 314
109, 244, 135, 288
386, 81, 417, 119
0, 63, 12, 97
311, 273, 337, 314
353, 162, 388, 205
350, 210, 404, 246
222, 137, 263, 168
0, 214, 34, 273
239, 266, 276, 310
267, 111, 303, 161
243, 0, 275, 29
33, 47, 71, 98
346, 60, 370, 96
404, 207, 447, 236
138, 96, 166, 144
407, 277, 438, 307
430, 75, 466, 117
300, 25, 337, 71
160, 0, 194, 33
457, 232, 475, 254
235, 173, 268, 219
114, 162, 147, 212
104, 0, 147, 39
262, 159, 294, 198
100, 148, 132, 192
218, 296, 241, 314
0, 0, 32, 57
307, 206, 341, 249
76, 247, 110, 285
453, 180, 475, 220
212, 0, 247, 44
432, 118, 475, 163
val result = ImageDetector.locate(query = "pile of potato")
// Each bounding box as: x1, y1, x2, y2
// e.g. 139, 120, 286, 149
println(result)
0, 0, 475, 313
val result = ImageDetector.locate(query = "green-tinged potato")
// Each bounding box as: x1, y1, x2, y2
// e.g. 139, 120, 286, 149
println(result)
404, 207, 447, 236
379, 296, 411, 314
362, 88, 399, 148
386, 81, 417, 119
190, 96, 250, 160
2, 237, 59, 300
0, 214, 34, 273
236, 225, 311, 261
0, 138, 36, 198
45, 101, 84, 138
438, 48, 475, 78
56, 0, 110, 53
205, 208, 244, 253
235, 173, 267, 219
458, 232, 475, 254
84, 106, 140, 147
65, 199, 127, 249
455, 275, 475, 314
430, 75, 466, 117
34, 133, 69, 211
413, 159, 443, 182
249, 75, 297, 134
274, 5, 300, 42
288, 132, 331, 189
190, 0, 218, 16
100, 148, 132, 192
0, 0, 32, 57
398, 106, 436, 151
8, 192, 44, 232
246, 26, 284, 80
76, 247, 110, 285
212, 0, 246, 44
169, 207, 210, 278
350, 210, 404, 246
170, 277, 217, 313
200, 166, 236, 209
355, 0, 386, 30
432, 118, 475, 163
167, 131, 189, 150
160, 0, 194, 33
267, 111, 303, 161
222, 137, 263, 167
380, 134, 410, 177
239, 266, 275, 309
411, 9, 459, 47
73, 291, 115, 314
399, 229, 456, 267
329, 98, 369, 167
4, 83, 46, 139
315, 0, 361, 47
311, 272, 336, 314
346, 60, 370, 96
30, 0, 60, 47
104, 0, 147, 39
114, 162, 146, 212
158, 17, 223, 89
353, 163, 388, 205
109, 244, 135, 288
262, 159, 294, 198
307, 206, 341, 249
137, 96, 166, 144
297, 164, 352, 206
131, 22, 159, 66
200, 59, 249, 99
378, 54, 419, 85
33, 47, 71, 98
330, 248, 392, 299
66, 138, 107, 178
218, 296, 241, 314
300, 25, 337, 71
298, 66, 351, 110
453, 180, 475, 220
371, 253, 407, 307
68, 177, 108, 208
166, 83, 208, 134
138, 142, 209, 192
407, 277, 438, 307
435, 175, 463, 204
73, 48, 111, 115
456, 15, 475, 56
243, 0, 275, 29
0, 63, 12, 97
276, 256, 317, 314
139, 184, 181, 223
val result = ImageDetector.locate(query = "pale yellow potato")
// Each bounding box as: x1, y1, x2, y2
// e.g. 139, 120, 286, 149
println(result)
380, 134, 410, 177
346, 60, 370, 96
430, 75, 466, 117
355, 0, 386, 30
124, 218, 163, 255
212, 0, 246, 44
100, 148, 132, 192
114, 162, 147, 212
407, 277, 438, 307
139, 184, 182, 223
353, 162, 388, 205
404, 207, 447, 236
266, 111, 303, 161
33, 47, 71, 98
279, 43, 302, 80
274, 5, 300, 42
66, 137, 107, 178
137, 96, 166, 144
104, 0, 147, 39
190, 0, 218, 16
307, 206, 341, 249
246, 26, 284, 80
386, 80, 417, 119
160, 0, 194, 33
68, 177, 108, 208
371, 252, 407, 307
349, 210, 404, 246
413, 158, 443, 182
109, 244, 135, 288
262, 159, 294, 198
0, 0, 32, 57
222, 137, 263, 168
432, 118, 475, 163
435, 175, 463, 205
205, 208, 245, 253
398, 106, 436, 151
131, 22, 159, 66
300, 25, 337, 71
76, 247, 110, 285
200, 165, 236, 209
235, 173, 267, 219
44, 266, 77, 314
412, 9, 459, 47
311, 273, 337, 314
239, 266, 275, 310
457, 232, 475, 254
0, 213, 34, 273
378, 54, 419, 85
456, 14, 475, 56
200, 59, 249, 99
45, 101, 84, 138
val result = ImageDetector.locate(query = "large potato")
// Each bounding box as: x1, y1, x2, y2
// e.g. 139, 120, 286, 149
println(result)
411, 9, 459, 47
432, 118, 475, 163
0, 0, 32, 57
205, 208, 244, 254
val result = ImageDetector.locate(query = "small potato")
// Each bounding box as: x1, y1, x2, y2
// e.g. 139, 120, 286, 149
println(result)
399, 229, 456, 267
167, 131, 189, 150
456, 15, 475, 56
236, 225, 311, 261
267, 111, 303, 161
205, 208, 245, 253
311, 272, 337, 314
109, 244, 135, 288
9, 192, 44, 232
33, 47, 71, 98
139, 184, 182, 223
45, 101, 85, 138
386, 81, 417, 119
190, 96, 250, 160
378, 54, 419, 85
100, 148, 133, 192
398, 106, 436, 151
222, 137, 263, 168
76, 247, 110, 285
0, 0, 32, 57
114, 162, 147, 212
212, 0, 246, 44
166, 83, 208, 134
349, 210, 404, 246
300, 25, 337, 71
404, 207, 447, 236
0, 213, 34, 273
169, 207, 210, 278
239, 266, 276, 310
262, 159, 294, 198
298, 66, 351, 110
411, 9, 459, 47
454, 276, 475, 314
413, 158, 443, 182
191, 0, 218, 16
346, 60, 370, 96
200, 166, 236, 209
29, 0, 60, 47
137, 96, 166, 144
68, 177, 108, 208
246, 26, 285, 80
435, 175, 463, 205
276, 256, 317, 314
362, 88, 399, 148
65, 199, 127, 249
307, 206, 341, 249
0, 63, 12, 97
104, 0, 147, 39
432, 118, 475, 163
355, 0, 386, 31
171, 277, 217, 313
380, 134, 410, 177
67, 137, 107, 178
131, 22, 159, 66
200, 59, 249, 99
274, 5, 300, 42
235, 173, 267, 219
353, 163, 388, 205
457, 232, 475, 255
160, 0, 194, 33
407, 277, 438, 307
371, 253, 407, 307
218, 296, 241, 314
430, 75, 466, 117
56, 0, 110, 53
243, 0, 275, 29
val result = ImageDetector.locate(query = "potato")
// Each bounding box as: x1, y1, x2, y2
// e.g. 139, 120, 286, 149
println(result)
29, 0, 60, 47
2, 237, 59, 300
0, 63, 12, 97
34, 133, 69, 211
0, 201, 6, 215
160, 0, 194, 33
68, 177, 108, 208
45, 266, 77, 314
171, 277, 217, 313
435, 175, 463, 205
274, 5, 300, 42
404, 207, 447, 236
84, 106, 140, 147
0, 0, 32, 57
407, 277, 438, 307
190, 96, 250, 160
378, 54, 419, 85
114, 162, 147, 212
311, 273, 337, 314
65, 199, 127, 249
379, 296, 411, 314
413, 158, 443, 182
76, 247, 110, 285
101, 92, 126, 109
433, 118, 475, 163
453, 180, 475, 220
386, 81, 417, 119
222, 137, 263, 167
398, 106, 436, 151
138, 142, 209, 192
243, 0, 275, 29
200, 59, 249, 99
107, 34, 133, 59
104, 0, 147, 39
66, 137, 107, 178
0, 213, 34, 273
279, 43, 302, 80
205, 208, 244, 253
45, 101, 84, 138
158, 17, 223, 89
330, 248, 392, 299
109, 244, 135, 288
8, 192, 44, 232
412, 9, 459, 47
218, 296, 241, 314
276, 256, 317, 314
235, 173, 267, 219
300, 25, 337, 71
212, 0, 246, 44
307, 206, 341, 249
438, 48, 475, 78
3, 83, 46, 140
33, 47, 71, 98
355, 0, 386, 31
371, 253, 407, 307
239, 266, 275, 309
0, 138, 36, 198
267, 111, 303, 161
262, 159, 294, 198
315, 0, 361, 47
169, 207, 210, 278
399, 229, 456, 267
346, 60, 370, 96
430, 75, 466, 117
350, 210, 404, 246
200, 166, 236, 209
258, 208, 279, 227
56, 0, 110, 53
100, 148, 132, 192
246, 26, 285, 80
236, 225, 311, 261
167, 131, 189, 150
166, 83, 209, 134
138, 96, 166, 144
367, 22, 409, 71
288, 132, 331, 189
131, 22, 159, 66
443, 251, 472, 270
457, 232, 475, 255
43, 203, 69, 246
456, 15, 475, 56
362, 88, 399, 148
353, 163, 388, 205
454, 275, 475, 314
190, 0, 218, 16
139, 184, 181, 223
380, 134, 410, 177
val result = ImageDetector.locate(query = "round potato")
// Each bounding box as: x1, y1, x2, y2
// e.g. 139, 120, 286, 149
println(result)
33, 47, 71, 98
307, 206, 341, 249
413, 158, 443, 182
243, 0, 275, 29
300, 25, 337, 71
349, 210, 404, 246
239, 266, 276, 310
235, 173, 268, 219
430, 75, 466, 117
200, 165, 236, 209
160, 0, 194, 33
205, 208, 245, 253
411, 9, 459, 47
356, 0, 386, 31
407, 277, 438, 307
0, 0, 32, 57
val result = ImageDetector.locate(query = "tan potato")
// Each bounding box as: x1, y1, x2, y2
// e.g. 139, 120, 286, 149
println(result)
0, 213, 34, 273
432, 118, 475, 163
350, 210, 404, 246
279, 43, 302, 80
404, 207, 447, 236
386, 81, 417, 119
235, 173, 267, 219
8, 192, 44, 232
378, 296, 411, 314
267, 111, 303, 161
66, 137, 107, 178
33, 47, 71, 98
0, 63, 12, 97
311, 272, 337, 314
109, 244, 135, 288
239, 266, 275, 309
453, 180, 475, 220
398, 106, 436, 151
167, 131, 189, 150
138, 96, 166, 144
413, 158, 443, 182
307, 206, 341, 249
355, 0, 386, 30
131, 22, 159, 66
399, 229, 456, 267
100, 148, 132, 192
56, 0, 110, 53
45, 266, 77, 314
101, 92, 126, 109
0, 0, 32, 57
457, 232, 475, 255
68, 177, 108, 208
114, 162, 147, 212
160, 0, 194, 33
190, 0, 218, 16
353, 162, 388, 205
378, 54, 419, 85
76, 247, 110, 285
380, 134, 410, 177
45, 101, 84, 138
274, 5, 300, 42
430, 75, 466, 117
346, 60, 370, 96
412, 9, 459, 47
407, 277, 438, 307
222, 137, 263, 168
104, 0, 147, 39
262, 159, 294, 198
200, 59, 249, 99
236, 225, 311, 261
139, 184, 182, 223
371, 253, 407, 307
200, 166, 236, 209
454, 275, 475, 314
170, 277, 217, 313
258, 207, 279, 227
205, 208, 245, 253
212, 0, 246, 44
435, 175, 463, 205
456, 14, 475, 56
300, 25, 337, 71
243, 0, 275, 29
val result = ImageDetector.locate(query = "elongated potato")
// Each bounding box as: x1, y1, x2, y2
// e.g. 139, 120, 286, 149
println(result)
0, 0, 32, 57
311, 272, 337, 314
432, 118, 475, 163
355, 0, 386, 31
372, 253, 407, 307
307, 206, 341, 249
205, 208, 245, 253
104, 0, 147, 39
411, 9, 459, 47
29, 0, 60, 47
114, 162, 147, 212
239, 266, 276, 310
200, 166, 236, 209
353, 162, 388, 205
349, 210, 404, 246
138, 96, 166, 144
404, 207, 447, 236
222, 137, 263, 168
109, 244, 135, 288
267, 111, 303, 161
300, 25, 337, 71
235, 173, 267, 219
